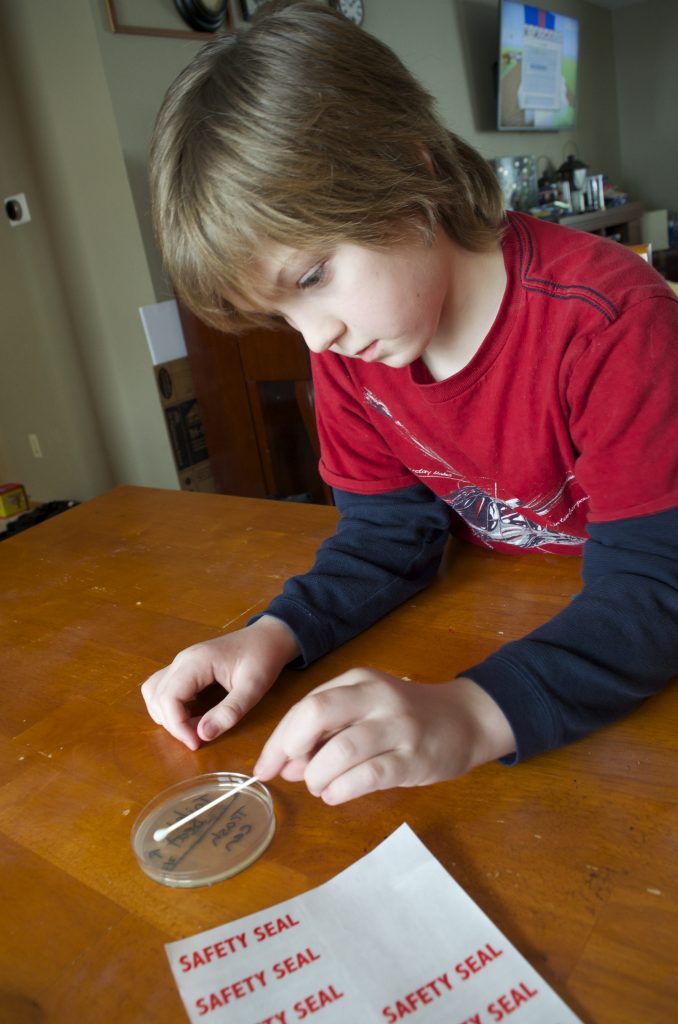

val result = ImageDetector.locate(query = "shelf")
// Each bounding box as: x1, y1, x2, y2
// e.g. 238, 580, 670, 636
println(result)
558, 201, 644, 241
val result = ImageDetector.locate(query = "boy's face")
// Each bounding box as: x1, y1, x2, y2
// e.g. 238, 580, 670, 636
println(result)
249, 229, 455, 369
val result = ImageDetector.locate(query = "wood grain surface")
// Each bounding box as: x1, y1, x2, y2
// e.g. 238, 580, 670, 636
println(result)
0, 486, 676, 1023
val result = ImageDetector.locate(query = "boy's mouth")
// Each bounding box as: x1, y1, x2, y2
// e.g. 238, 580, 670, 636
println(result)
356, 340, 381, 361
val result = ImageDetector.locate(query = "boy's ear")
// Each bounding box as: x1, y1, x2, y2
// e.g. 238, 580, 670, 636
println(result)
419, 147, 435, 174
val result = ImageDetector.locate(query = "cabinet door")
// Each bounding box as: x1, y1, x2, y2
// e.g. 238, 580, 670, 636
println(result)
179, 303, 331, 503
178, 304, 265, 497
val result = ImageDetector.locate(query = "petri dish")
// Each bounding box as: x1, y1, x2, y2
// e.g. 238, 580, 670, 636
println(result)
131, 772, 275, 888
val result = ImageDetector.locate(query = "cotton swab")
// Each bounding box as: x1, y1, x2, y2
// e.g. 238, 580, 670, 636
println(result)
152, 775, 261, 843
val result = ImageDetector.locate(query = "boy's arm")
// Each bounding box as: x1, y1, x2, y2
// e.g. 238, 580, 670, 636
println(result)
260, 492, 678, 763
254, 506, 677, 803
463, 505, 678, 761
252, 483, 453, 662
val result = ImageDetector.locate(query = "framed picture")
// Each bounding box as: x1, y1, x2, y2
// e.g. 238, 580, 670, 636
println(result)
239, 0, 270, 21
175, 0, 230, 33
104, 0, 231, 39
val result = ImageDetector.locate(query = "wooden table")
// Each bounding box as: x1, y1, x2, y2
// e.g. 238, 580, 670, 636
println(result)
1, 486, 676, 1023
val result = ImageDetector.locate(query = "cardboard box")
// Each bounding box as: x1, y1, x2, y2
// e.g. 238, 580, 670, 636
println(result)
140, 299, 216, 494
0, 483, 28, 518
154, 358, 216, 493
176, 459, 216, 493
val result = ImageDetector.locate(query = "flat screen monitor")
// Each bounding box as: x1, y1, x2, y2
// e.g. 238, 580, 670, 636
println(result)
497, 1, 579, 131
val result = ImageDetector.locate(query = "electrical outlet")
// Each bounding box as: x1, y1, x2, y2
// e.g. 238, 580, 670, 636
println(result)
4, 193, 31, 227
28, 433, 43, 458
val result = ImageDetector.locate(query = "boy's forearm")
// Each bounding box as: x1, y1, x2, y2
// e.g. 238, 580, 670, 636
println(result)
464, 507, 678, 761
251, 484, 452, 665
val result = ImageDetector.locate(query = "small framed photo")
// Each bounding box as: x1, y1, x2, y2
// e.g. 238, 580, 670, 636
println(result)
239, 0, 270, 21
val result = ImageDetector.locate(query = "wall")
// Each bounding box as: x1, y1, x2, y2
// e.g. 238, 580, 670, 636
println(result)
0, 26, 114, 502
374, 0, 622, 183
613, 0, 678, 212
0, 0, 178, 503
91, 0, 212, 301
95, 0, 625, 298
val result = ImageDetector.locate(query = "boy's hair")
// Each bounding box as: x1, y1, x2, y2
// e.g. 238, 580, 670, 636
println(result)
150, 0, 505, 330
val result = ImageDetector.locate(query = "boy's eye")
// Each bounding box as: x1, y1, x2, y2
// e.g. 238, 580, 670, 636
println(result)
298, 261, 327, 290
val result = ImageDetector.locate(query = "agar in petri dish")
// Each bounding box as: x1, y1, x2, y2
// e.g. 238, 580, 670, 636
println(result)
131, 773, 275, 888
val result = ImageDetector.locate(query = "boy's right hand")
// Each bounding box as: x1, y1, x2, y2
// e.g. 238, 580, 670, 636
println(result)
140, 615, 300, 751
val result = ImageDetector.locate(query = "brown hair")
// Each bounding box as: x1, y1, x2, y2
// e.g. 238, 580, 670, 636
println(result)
150, 0, 505, 330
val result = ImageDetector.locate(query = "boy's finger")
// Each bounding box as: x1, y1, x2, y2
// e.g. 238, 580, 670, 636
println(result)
198, 673, 273, 741
278, 755, 313, 782
160, 697, 202, 750
304, 666, 382, 697
320, 751, 407, 805
302, 719, 391, 797
198, 695, 244, 740
255, 682, 374, 777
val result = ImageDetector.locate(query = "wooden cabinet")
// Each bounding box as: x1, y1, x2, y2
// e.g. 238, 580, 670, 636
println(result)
178, 304, 332, 504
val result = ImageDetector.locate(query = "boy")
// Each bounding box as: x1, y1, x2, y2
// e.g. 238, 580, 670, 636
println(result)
142, 2, 678, 805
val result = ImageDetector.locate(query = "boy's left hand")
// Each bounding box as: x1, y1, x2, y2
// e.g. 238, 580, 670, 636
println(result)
254, 668, 516, 804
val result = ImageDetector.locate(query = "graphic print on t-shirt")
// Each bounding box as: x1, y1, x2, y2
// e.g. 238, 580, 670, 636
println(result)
364, 389, 585, 550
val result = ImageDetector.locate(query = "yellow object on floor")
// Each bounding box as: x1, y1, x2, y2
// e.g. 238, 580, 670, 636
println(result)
0, 483, 28, 518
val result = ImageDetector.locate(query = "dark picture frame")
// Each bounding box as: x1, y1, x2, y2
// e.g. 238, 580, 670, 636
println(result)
175, 0, 229, 33
104, 0, 231, 39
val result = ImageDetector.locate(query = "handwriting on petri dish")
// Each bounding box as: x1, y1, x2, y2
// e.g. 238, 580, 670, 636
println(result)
148, 798, 256, 872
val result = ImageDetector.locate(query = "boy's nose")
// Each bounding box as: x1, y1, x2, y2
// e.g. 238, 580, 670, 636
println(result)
297, 316, 346, 354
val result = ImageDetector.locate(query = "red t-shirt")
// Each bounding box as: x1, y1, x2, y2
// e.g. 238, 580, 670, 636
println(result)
311, 212, 678, 555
